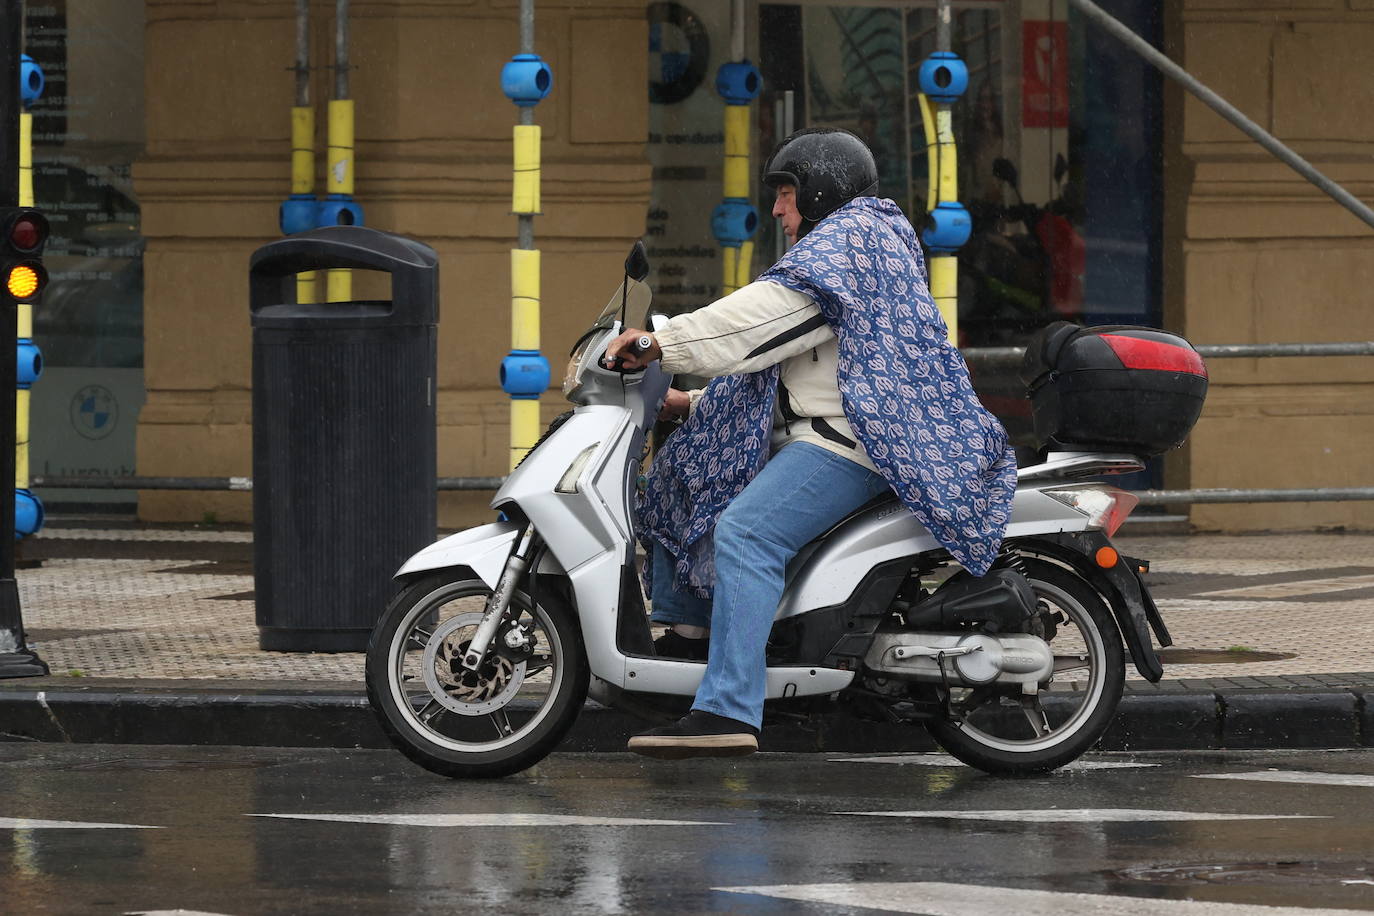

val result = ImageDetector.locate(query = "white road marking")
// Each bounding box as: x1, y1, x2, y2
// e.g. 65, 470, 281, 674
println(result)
124, 911, 238, 916
251, 813, 726, 827
0, 817, 161, 829
831, 754, 1158, 770
1193, 770, 1374, 788
835, 809, 1321, 823
715, 881, 1365, 915
1199, 573, 1374, 599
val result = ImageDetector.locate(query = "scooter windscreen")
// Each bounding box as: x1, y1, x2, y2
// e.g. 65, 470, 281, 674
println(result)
562, 275, 653, 400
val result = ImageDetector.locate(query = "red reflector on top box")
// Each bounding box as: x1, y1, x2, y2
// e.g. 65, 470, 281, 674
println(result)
1100, 333, 1208, 378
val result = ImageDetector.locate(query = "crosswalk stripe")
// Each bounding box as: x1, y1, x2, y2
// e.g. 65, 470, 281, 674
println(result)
831, 754, 1158, 770
1193, 770, 1374, 788
251, 813, 726, 827
714, 881, 1363, 914
834, 809, 1321, 823
0, 817, 160, 829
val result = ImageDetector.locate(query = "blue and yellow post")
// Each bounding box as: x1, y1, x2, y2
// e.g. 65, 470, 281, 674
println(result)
15, 52, 43, 537
499, 45, 552, 469
917, 40, 971, 343
320, 0, 362, 298
712, 57, 761, 294
279, 0, 318, 302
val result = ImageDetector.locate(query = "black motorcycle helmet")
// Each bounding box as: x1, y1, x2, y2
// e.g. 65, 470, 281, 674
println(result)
762, 128, 879, 237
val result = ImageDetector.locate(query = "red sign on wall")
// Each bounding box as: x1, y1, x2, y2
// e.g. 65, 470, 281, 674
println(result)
1022, 20, 1068, 128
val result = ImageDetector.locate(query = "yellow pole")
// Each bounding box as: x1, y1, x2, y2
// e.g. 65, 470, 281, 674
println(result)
291, 105, 317, 303
508, 123, 543, 469
325, 98, 355, 302
721, 103, 751, 294
919, 92, 960, 343
16, 112, 33, 491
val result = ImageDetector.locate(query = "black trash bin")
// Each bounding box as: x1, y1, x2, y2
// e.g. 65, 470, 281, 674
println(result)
249, 226, 438, 651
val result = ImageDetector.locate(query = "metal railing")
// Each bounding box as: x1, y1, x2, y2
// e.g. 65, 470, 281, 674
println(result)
31, 340, 1374, 506
962, 341, 1374, 367
966, 340, 1374, 506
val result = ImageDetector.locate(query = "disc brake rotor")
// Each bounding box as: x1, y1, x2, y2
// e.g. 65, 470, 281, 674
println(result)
419, 612, 527, 716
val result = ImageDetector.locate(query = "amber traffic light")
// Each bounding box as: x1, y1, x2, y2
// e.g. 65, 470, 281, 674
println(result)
0, 208, 48, 303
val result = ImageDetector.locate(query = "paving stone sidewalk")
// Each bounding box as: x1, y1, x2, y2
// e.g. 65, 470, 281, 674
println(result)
0, 520, 1370, 751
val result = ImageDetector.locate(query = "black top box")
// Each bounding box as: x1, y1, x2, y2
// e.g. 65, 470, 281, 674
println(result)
1019, 322, 1209, 456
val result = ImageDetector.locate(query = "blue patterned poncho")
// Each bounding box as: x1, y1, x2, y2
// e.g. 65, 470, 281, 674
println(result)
639, 197, 1016, 596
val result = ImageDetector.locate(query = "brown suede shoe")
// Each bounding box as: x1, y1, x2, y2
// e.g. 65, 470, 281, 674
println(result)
627, 710, 759, 760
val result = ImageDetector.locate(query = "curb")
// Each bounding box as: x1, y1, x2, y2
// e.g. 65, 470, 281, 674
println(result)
0, 681, 1366, 754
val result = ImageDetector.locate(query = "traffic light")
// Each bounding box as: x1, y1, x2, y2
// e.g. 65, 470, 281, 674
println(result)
0, 207, 47, 303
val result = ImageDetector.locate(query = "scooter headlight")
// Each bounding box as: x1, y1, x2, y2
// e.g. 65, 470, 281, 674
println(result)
1042, 485, 1139, 536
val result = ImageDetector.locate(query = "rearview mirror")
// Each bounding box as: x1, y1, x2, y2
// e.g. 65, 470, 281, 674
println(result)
624, 241, 650, 282
992, 157, 1019, 188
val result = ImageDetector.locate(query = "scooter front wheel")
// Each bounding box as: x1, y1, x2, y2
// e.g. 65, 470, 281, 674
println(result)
365, 572, 589, 779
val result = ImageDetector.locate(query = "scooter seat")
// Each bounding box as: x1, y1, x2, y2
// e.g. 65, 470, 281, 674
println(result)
814, 490, 899, 543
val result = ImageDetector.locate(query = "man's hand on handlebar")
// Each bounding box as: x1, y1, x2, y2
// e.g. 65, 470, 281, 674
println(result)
603, 328, 663, 371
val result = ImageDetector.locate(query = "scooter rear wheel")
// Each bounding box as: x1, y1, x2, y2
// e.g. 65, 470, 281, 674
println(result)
365, 572, 589, 779
924, 558, 1125, 774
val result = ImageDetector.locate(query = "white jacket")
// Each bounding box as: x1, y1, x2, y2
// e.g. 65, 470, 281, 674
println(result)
654, 280, 877, 473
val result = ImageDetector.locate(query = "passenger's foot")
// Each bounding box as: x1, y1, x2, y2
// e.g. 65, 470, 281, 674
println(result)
627, 710, 758, 759
652, 629, 710, 661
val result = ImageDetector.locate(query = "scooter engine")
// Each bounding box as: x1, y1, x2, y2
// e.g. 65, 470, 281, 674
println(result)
862, 630, 1055, 689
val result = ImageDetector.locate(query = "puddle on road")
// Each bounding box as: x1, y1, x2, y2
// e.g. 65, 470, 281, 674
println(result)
1119, 860, 1374, 886
1156, 649, 1298, 664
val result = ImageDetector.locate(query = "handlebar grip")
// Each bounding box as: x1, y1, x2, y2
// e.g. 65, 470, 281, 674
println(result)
605, 333, 653, 373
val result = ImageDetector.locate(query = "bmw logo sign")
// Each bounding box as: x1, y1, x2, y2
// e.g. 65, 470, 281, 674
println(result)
71, 384, 118, 440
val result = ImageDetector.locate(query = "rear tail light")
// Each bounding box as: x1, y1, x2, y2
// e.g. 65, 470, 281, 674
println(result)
1100, 333, 1207, 378
1043, 485, 1140, 536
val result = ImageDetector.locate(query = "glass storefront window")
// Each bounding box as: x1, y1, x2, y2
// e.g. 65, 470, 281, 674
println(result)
750, 0, 1161, 455
25, 0, 147, 508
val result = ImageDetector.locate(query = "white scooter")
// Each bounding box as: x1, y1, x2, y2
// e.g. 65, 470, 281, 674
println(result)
365, 242, 1178, 778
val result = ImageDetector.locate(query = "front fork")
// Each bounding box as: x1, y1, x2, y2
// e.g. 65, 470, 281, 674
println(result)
459, 526, 541, 671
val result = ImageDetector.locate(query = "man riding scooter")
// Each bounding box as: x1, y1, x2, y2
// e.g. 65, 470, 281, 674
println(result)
604, 128, 1018, 760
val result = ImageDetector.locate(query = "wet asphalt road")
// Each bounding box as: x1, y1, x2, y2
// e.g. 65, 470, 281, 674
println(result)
0, 745, 1372, 915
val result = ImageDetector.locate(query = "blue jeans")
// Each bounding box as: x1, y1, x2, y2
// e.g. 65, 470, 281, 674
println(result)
649, 442, 890, 728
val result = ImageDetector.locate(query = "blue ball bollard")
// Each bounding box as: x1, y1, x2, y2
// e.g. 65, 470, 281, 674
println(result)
923, 201, 972, 253
15, 489, 43, 539
20, 54, 44, 106
715, 60, 761, 105
500, 351, 551, 399
711, 199, 758, 248
317, 196, 364, 228
918, 52, 969, 105
280, 195, 319, 236
16, 339, 42, 389
502, 54, 553, 108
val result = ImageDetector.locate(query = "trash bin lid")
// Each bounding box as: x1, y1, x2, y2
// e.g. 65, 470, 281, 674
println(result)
250, 226, 438, 327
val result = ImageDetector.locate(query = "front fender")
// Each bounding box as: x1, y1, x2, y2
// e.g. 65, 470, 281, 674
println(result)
393, 521, 520, 588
